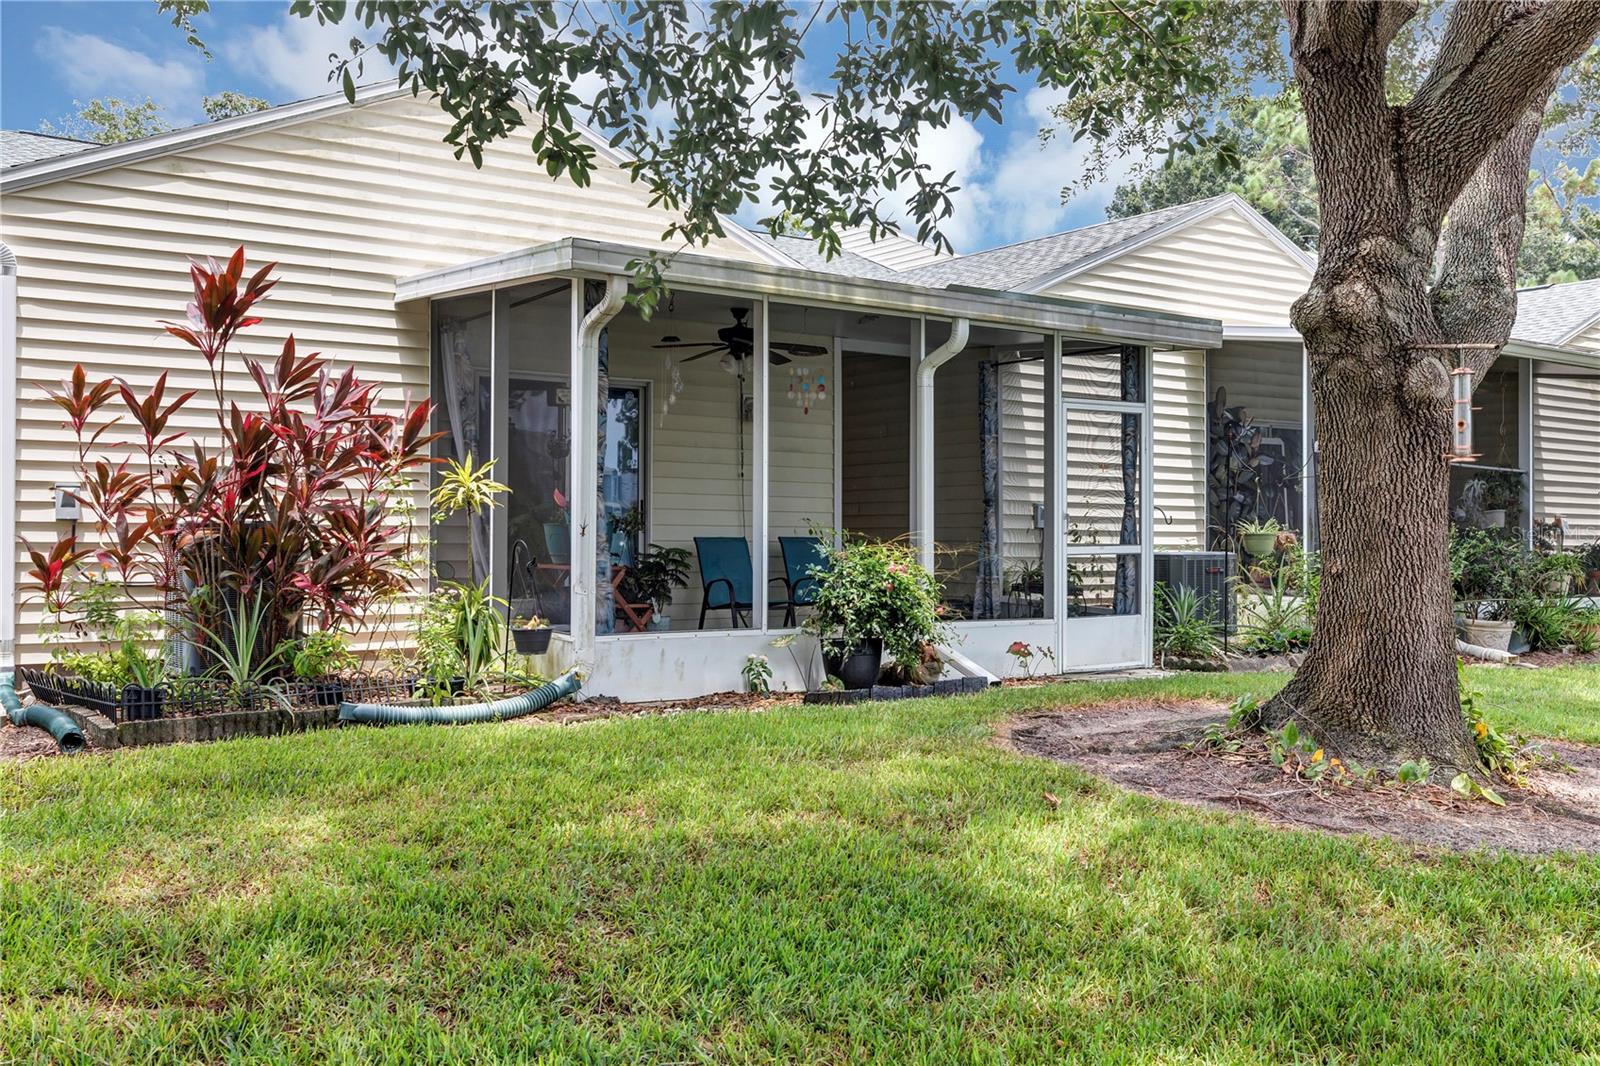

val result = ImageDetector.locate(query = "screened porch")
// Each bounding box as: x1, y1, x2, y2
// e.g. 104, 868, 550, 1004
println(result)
401, 239, 1221, 699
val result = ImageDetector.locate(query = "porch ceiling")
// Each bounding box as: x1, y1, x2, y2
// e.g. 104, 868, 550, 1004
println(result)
394, 237, 1224, 351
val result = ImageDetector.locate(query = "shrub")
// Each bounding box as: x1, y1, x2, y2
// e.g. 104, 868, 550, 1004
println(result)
1153, 584, 1222, 662
803, 533, 948, 669
31, 248, 439, 673
291, 630, 359, 681
1238, 573, 1312, 655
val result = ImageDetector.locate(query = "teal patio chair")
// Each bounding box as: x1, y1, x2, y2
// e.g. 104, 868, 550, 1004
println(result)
694, 537, 791, 629
778, 536, 830, 627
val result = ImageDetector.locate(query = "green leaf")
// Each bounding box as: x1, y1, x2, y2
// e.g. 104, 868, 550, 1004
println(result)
1451, 772, 1473, 798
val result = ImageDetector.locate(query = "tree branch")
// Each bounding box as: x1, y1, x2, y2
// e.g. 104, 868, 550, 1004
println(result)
1406, 1, 1600, 214
1430, 89, 1554, 378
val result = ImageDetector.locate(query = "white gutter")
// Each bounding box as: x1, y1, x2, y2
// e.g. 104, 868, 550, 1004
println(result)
569, 275, 629, 665
915, 318, 970, 570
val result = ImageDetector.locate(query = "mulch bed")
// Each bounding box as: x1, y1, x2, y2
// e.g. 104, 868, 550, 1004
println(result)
1002, 700, 1600, 855
1510, 648, 1600, 668
1, 721, 93, 763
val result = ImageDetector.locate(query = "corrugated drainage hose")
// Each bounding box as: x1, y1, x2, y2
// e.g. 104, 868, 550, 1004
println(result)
0, 672, 87, 754
338, 670, 582, 726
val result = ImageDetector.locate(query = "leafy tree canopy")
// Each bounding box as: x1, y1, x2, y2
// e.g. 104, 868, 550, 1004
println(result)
38, 91, 271, 144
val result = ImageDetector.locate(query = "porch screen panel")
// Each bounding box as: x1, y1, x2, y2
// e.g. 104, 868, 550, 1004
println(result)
1063, 344, 1146, 619
934, 334, 1052, 621
431, 293, 493, 587
603, 296, 755, 633
500, 281, 574, 629
765, 310, 837, 629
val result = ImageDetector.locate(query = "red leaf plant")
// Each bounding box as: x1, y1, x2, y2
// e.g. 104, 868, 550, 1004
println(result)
36, 248, 442, 670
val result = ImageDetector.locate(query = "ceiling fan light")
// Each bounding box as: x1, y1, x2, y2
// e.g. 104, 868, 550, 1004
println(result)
660, 335, 680, 344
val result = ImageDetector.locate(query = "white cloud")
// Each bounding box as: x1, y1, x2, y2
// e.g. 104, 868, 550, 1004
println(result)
959, 86, 1156, 247
37, 27, 203, 109
222, 12, 393, 101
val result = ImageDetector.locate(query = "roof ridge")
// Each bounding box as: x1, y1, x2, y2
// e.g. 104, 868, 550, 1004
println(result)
3, 129, 96, 145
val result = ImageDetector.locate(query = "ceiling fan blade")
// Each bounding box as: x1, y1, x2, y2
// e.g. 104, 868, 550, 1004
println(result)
769, 352, 792, 366
653, 341, 722, 349
773, 342, 829, 356
679, 346, 727, 363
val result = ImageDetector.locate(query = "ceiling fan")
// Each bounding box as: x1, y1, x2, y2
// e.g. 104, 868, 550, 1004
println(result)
653, 307, 829, 368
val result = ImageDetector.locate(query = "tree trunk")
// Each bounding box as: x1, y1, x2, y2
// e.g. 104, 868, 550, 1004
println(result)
1264, 0, 1600, 772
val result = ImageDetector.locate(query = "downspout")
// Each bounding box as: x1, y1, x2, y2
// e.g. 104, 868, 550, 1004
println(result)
570, 276, 628, 663
915, 318, 969, 571
1, 672, 86, 753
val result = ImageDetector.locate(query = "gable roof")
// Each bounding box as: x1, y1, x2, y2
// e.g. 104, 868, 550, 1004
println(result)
759, 234, 908, 283
892, 200, 1213, 291
1, 130, 93, 169
1511, 278, 1600, 347
0, 81, 791, 268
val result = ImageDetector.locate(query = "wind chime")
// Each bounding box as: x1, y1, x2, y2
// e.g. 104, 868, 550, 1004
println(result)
785, 365, 828, 415
659, 353, 685, 425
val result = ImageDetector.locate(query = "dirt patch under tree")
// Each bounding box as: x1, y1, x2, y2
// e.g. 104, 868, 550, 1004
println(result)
1002, 700, 1600, 855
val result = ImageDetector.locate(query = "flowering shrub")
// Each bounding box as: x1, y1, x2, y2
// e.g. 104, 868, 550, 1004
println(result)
31, 248, 440, 668
802, 533, 947, 668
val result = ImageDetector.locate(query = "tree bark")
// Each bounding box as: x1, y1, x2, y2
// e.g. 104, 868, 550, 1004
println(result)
1264, 1, 1600, 771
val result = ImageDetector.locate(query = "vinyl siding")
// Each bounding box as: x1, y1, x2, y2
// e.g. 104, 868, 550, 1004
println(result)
838, 227, 951, 271
1038, 206, 1312, 550
1039, 206, 1311, 327
1, 92, 764, 662
1533, 369, 1600, 542
840, 354, 911, 542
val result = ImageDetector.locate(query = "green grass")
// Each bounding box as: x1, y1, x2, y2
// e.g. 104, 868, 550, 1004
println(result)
3, 667, 1598, 1064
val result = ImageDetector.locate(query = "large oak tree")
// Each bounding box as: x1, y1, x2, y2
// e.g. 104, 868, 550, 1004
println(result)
255, 0, 1597, 771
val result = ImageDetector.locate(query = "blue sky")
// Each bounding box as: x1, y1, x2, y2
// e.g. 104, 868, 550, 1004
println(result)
1, 1, 1167, 253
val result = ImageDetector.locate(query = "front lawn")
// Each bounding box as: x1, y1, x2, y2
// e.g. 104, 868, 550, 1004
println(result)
4, 667, 1598, 1063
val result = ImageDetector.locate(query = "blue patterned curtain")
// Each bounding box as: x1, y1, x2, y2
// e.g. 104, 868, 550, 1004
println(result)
1115, 345, 1142, 614
975, 359, 1002, 618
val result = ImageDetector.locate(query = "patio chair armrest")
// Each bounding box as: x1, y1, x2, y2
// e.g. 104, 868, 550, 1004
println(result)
703, 576, 738, 607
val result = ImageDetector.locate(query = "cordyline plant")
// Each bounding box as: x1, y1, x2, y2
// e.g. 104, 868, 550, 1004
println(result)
31, 247, 441, 667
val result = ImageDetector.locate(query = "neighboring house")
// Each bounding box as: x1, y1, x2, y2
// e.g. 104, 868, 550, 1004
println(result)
836, 195, 1600, 551
0, 84, 1218, 696
3, 87, 1591, 697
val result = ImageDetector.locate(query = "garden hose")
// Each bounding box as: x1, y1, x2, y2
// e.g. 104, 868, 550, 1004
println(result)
0, 672, 87, 754
337, 670, 582, 726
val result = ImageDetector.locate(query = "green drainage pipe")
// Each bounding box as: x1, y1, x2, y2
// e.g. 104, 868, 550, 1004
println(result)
337, 670, 582, 726
0, 672, 87, 754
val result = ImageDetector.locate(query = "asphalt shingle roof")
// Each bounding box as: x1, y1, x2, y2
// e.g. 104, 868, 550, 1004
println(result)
1, 130, 94, 169
760, 234, 909, 283
1511, 278, 1600, 347
892, 199, 1221, 291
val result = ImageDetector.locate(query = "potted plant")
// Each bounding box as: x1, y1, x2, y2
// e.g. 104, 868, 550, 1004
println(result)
1535, 549, 1584, 597
1236, 516, 1284, 558
802, 533, 949, 691
626, 544, 692, 629
291, 629, 358, 706
512, 614, 553, 655
1450, 528, 1523, 652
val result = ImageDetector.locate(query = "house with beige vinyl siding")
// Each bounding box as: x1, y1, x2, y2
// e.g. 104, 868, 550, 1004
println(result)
2, 87, 1592, 699
0, 84, 1221, 698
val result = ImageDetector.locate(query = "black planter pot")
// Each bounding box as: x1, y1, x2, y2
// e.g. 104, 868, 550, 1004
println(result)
822, 638, 883, 691
120, 684, 164, 721
310, 679, 344, 707
512, 627, 553, 655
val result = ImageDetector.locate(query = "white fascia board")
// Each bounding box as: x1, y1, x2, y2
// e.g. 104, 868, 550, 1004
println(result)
1222, 325, 1303, 343
1503, 338, 1600, 372
396, 237, 1225, 349
1017, 193, 1316, 296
